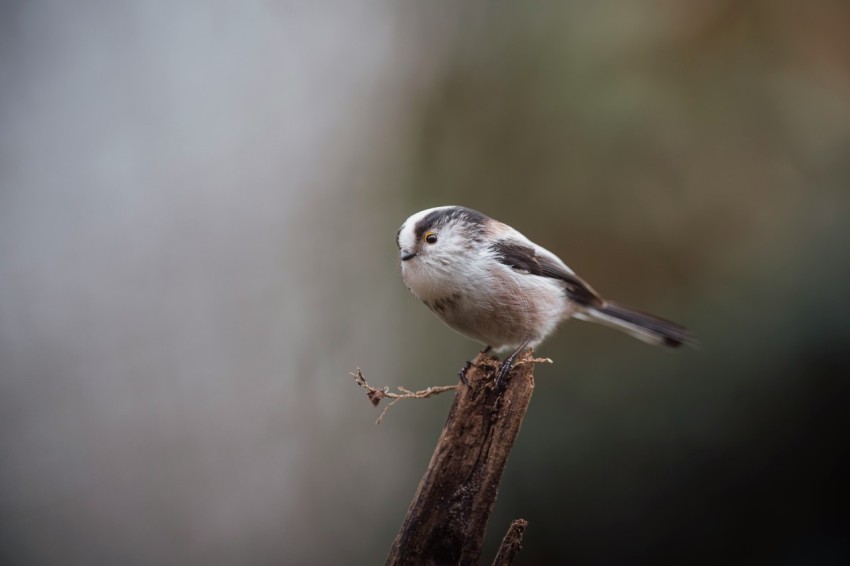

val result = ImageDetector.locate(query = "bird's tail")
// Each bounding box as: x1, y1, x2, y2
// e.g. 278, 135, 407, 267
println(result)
575, 302, 695, 348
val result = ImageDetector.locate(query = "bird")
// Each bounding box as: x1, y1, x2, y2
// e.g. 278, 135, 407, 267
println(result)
396, 205, 694, 386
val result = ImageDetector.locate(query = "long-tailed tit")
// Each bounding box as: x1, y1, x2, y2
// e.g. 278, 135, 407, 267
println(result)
396, 205, 694, 385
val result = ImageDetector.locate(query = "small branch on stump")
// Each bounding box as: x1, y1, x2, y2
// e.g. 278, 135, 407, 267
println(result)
491, 519, 529, 566
350, 369, 459, 424
371, 350, 547, 566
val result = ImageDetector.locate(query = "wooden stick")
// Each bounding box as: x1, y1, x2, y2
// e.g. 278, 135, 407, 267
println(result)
491, 519, 529, 566
384, 351, 540, 565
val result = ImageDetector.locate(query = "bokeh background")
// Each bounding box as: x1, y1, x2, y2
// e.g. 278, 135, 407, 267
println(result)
2, 1, 849, 564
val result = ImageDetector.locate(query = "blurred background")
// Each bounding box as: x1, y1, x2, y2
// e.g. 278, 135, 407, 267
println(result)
1, 1, 849, 564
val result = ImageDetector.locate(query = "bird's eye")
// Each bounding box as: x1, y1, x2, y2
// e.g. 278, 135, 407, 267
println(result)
424, 232, 438, 244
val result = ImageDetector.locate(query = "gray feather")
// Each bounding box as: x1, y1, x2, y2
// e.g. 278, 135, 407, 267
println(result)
578, 302, 695, 348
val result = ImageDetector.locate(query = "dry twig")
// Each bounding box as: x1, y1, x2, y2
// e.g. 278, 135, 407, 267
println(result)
491, 519, 529, 566
350, 368, 459, 424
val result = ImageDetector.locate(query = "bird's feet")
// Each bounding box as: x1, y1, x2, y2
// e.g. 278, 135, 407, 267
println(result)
494, 340, 529, 390
458, 346, 494, 386
493, 359, 514, 390
458, 360, 473, 386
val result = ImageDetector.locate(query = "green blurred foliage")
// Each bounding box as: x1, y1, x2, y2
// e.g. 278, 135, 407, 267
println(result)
397, 2, 850, 563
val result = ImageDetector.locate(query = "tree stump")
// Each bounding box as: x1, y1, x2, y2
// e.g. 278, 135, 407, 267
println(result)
385, 351, 538, 565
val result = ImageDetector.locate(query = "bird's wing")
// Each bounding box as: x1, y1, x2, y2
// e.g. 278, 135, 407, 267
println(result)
489, 240, 604, 308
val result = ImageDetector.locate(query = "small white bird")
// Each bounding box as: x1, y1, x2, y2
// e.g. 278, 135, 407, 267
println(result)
396, 205, 694, 385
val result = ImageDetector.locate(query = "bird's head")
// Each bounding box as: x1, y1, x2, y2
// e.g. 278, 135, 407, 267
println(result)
396, 206, 491, 291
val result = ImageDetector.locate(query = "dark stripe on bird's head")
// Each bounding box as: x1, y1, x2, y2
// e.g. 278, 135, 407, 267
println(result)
413, 206, 489, 241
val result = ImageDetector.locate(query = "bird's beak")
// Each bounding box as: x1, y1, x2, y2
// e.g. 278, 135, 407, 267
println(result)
400, 250, 417, 262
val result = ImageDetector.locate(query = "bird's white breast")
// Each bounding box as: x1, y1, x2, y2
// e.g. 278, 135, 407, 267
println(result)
402, 246, 572, 351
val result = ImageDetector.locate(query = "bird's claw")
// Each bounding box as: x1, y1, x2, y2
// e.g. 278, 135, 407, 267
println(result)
458, 360, 473, 386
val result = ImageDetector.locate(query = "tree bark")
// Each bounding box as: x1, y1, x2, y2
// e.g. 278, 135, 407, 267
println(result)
491, 519, 528, 566
385, 351, 536, 566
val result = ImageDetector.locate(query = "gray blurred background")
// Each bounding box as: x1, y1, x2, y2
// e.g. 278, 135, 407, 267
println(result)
1, 1, 849, 564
